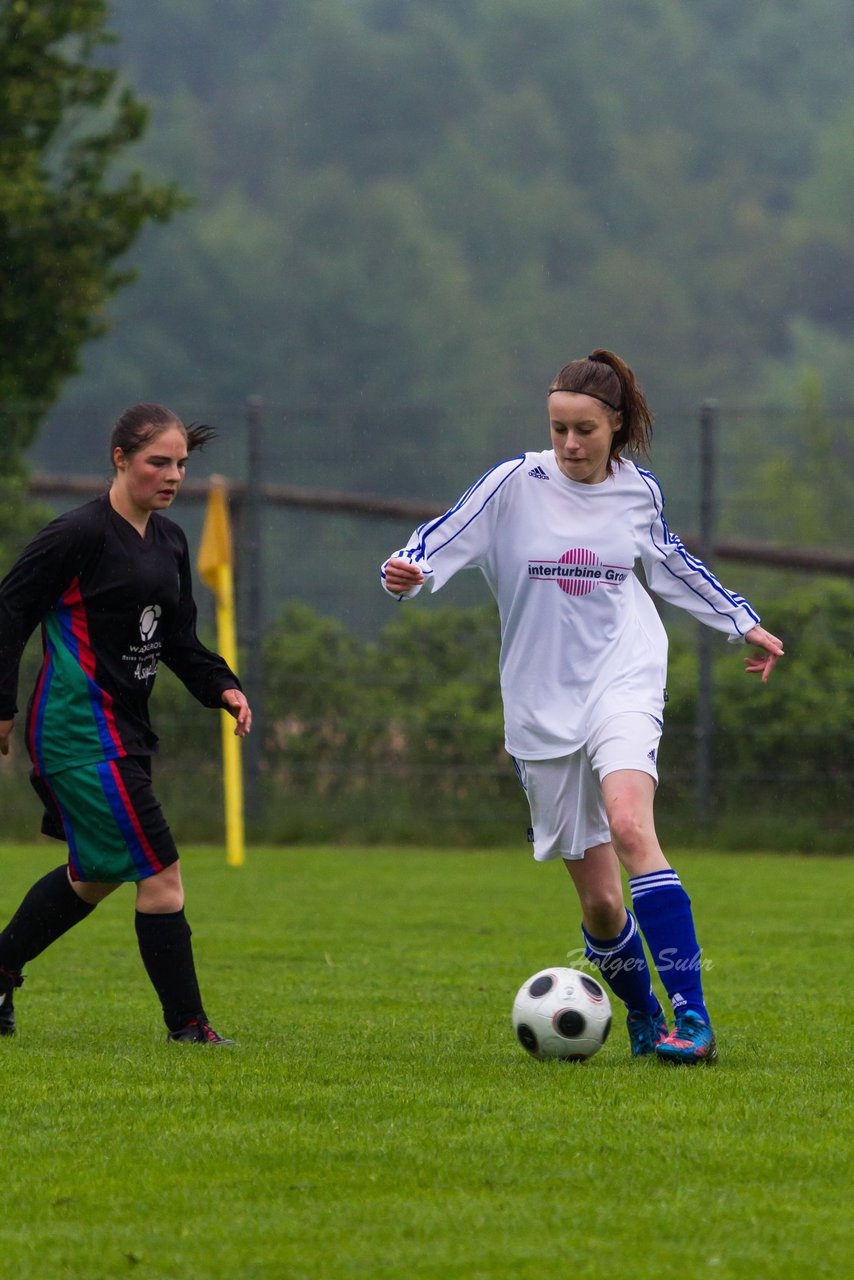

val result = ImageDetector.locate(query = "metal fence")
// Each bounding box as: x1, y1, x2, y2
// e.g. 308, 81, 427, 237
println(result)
18, 397, 854, 842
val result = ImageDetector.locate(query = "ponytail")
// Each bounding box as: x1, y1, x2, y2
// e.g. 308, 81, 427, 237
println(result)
185, 423, 218, 452
549, 349, 653, 469
110, 404, 217, 468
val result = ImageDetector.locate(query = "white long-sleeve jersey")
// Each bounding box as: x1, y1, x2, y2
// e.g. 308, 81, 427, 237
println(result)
381, 450, 760, 760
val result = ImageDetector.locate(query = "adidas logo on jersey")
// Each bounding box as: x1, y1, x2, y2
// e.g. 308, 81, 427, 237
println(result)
527, 465, 549, 480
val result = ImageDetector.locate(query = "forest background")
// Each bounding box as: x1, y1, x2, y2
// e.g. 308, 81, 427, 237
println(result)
3, 0, 852, 849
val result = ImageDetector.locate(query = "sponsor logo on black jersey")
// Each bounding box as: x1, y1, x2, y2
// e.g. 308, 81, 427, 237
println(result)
139, 604, 161, 641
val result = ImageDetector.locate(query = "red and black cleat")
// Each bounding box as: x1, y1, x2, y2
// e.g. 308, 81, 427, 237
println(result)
167, 1016, 235, 1046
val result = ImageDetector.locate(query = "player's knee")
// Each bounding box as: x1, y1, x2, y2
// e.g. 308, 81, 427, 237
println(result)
608, 805, 649, 859
135, 864, 184, 913
139, 885, 183, 911
70, 879, 120, 906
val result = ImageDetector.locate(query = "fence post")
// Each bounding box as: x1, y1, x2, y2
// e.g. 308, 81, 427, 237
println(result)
242, 395, 264, 822
695, 399, 717, 823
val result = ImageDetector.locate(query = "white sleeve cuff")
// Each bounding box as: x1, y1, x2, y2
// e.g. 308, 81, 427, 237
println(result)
727, 616, 759, 644
380, 554, 433, 600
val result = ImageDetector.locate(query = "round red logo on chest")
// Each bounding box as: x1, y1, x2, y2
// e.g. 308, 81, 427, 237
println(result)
558, 548, 602, 596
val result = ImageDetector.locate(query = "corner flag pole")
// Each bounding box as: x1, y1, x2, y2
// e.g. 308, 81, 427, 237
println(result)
197, 476, 245, 867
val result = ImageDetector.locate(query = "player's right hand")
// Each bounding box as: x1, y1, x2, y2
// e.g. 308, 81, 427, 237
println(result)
382, 557, 425, 594
0, 718, 14, 756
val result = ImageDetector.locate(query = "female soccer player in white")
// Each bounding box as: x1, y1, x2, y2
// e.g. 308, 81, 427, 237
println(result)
381, 350, 783, 1064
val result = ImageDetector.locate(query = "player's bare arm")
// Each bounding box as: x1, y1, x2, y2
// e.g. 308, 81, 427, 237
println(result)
0, 717, 13, 756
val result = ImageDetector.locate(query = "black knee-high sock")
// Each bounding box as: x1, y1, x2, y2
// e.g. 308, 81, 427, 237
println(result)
134, 909, 205, 1033
0, 865, 95, 979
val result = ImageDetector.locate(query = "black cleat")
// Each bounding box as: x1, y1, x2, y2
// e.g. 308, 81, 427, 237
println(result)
167, 1017, 235, 1046
0, 990, 15, 1037
0, 967, 22, 1038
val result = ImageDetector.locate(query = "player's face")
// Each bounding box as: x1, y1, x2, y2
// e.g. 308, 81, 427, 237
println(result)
113, 425, 189, 514
548, 393, 621, 485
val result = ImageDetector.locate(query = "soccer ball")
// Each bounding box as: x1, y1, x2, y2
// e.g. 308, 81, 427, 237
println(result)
512, 966, 612, 1062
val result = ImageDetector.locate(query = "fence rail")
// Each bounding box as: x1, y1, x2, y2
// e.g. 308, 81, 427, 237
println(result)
28, 473, 854, 576
22, 392, 853, 838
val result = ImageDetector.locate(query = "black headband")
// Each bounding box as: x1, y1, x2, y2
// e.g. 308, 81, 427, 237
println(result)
548, 387, 620, 412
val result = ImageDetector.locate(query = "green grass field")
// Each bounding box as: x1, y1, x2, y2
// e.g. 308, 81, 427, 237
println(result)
0, 844, 851, 1280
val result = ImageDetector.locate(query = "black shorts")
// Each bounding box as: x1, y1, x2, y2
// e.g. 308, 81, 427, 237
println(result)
31, 756, 179, 883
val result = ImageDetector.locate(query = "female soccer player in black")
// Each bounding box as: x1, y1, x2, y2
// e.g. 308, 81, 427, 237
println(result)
0, 404, 251, 1044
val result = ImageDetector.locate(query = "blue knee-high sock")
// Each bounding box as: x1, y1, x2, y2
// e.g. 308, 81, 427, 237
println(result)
629, 870, 709, 1023
582, 910, 661, 1017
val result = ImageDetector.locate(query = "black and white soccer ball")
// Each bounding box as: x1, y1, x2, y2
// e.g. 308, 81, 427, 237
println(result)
512, 966, 612, 1062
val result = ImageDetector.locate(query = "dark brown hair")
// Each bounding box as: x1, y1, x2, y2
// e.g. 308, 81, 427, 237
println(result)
110, 403, 216, 467
549, 349, 653, 470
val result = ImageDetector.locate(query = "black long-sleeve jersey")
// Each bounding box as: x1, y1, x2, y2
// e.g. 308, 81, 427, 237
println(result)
0, 494, 240, 775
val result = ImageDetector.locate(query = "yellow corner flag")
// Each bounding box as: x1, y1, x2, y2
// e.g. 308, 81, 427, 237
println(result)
197, 476, 245, 867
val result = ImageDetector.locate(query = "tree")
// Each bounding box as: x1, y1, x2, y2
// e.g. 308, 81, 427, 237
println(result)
0, 0, 186, 557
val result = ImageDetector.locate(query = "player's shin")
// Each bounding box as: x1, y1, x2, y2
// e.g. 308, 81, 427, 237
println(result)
629, 871, 709, 1022
581, 909, 661, 1017
0, 864, 96, 975
134, 908, 206, 1033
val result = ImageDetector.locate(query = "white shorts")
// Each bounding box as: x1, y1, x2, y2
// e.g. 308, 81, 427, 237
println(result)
513, 713, 662, 863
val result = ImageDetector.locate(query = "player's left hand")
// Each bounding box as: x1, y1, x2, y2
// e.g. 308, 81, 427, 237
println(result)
0, 717, 14, 756
222, 688, 252, 736
743, 626, 784, 683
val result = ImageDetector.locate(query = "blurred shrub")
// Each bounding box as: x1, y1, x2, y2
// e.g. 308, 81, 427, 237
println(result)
3, 582, 851, 851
